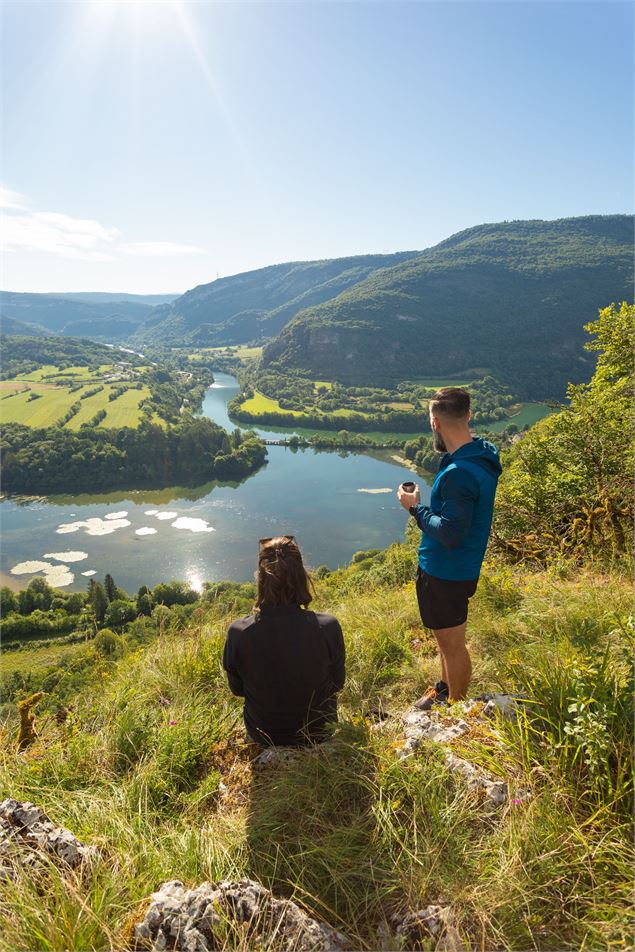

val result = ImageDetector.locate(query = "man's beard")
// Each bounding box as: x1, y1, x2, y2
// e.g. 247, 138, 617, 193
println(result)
432, 430, 447, 453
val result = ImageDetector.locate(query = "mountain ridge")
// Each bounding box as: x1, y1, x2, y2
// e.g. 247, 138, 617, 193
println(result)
261, 214, 633, 398
132, 252, 422, 347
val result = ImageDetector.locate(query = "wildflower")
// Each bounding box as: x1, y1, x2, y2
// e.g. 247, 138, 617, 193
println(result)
511, 798, 523, 805
169, 719, 177, 726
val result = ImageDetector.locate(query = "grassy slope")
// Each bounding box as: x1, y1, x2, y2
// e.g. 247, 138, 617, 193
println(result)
0, 553, 631, 951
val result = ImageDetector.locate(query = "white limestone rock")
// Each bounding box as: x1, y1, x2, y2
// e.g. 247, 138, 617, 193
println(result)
0, 798, 98, 880
444, 753, 508, 804
400, 708, 470, 758
133, 878, 349, 951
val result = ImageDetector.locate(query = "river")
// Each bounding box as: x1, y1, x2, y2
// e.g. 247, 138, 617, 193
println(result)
0, 373, 429, 592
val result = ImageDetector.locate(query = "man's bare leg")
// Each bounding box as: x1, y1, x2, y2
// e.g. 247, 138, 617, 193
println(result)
434, 623, 471, 700
438, 652, 448, 688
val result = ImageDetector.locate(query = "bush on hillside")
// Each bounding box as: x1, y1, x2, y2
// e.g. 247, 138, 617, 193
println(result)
492, 302, 633, 564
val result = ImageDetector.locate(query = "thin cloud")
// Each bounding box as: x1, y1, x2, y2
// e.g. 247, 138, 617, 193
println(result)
2, 210, 118, 261
0, 186, 27, 210
121, 241, 205, 257
1, 185, 206, 262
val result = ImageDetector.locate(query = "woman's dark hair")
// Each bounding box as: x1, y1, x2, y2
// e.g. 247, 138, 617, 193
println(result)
255, 536, 314, 610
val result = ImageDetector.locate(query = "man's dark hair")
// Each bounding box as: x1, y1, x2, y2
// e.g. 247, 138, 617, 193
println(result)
429, 387, 471, 419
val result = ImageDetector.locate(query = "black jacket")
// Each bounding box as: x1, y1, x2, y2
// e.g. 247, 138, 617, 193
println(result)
223, 604, 345, 746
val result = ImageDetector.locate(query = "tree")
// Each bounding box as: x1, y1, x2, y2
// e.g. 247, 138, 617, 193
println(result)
136, 593, 152, 616
88, 580, 108, 623
104, 599, 137, 628
0, 586, 17, 616
104, 573, 117, 602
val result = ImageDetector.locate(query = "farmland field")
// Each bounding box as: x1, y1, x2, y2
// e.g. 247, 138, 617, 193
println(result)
101, 387, 151, 427
240, 391, 373, 420
240, 391, 299, 416
13, 364, 60, 382
0, 383, 152, 429
0, 386, 91, 427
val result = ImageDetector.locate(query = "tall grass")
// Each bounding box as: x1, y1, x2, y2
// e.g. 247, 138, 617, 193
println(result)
0, 559, 632, 950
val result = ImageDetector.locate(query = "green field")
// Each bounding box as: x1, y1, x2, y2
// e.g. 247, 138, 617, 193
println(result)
101, 388, 150, 428
240, 391, 301, 416
240, 391, 373, 421
189, 345, 263, 360
14, 364, 61, 382
234, 345, 263, 359
0, 383, 152, 430
0, 386, 88, 427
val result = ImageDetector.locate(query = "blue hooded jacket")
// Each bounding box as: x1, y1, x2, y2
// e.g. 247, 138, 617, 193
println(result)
412, 437, 502, 581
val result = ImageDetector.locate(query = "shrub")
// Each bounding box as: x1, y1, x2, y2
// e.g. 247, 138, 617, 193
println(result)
94, 628, 125, 658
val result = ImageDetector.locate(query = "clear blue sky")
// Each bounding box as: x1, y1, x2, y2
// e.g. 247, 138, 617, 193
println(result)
1, 0, 633, 294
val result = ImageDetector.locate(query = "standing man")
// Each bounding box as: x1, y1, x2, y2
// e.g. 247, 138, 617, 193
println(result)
398, 387, 502, 709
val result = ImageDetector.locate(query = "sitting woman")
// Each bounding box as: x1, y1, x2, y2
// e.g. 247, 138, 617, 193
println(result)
223, 535, 345, 747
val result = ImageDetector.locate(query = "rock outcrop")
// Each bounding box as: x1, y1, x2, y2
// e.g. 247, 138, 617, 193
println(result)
0, 798, 98, 880
398, 705, 510, 804
134, 878, 349, 951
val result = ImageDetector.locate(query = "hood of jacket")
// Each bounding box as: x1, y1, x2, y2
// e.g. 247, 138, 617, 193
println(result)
443, 437, 503, 478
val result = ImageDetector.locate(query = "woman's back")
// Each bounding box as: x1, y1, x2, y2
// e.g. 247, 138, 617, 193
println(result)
224, 604, 345, 746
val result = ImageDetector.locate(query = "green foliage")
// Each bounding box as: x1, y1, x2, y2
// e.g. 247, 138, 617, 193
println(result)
152, 580, 199, 608
103, 600, 137, 629
0, 417, 266, 493
94, 628, 125, 658
503, 615, 633, 803
493, 302, 633, 563
0, 586, 18, 615
88, 580, 108, 623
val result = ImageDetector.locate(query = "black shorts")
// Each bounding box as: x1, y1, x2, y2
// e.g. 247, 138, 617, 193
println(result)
416, 568, 478, 630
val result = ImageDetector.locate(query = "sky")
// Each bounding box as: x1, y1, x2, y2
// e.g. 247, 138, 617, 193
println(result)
1, 0, 633, 295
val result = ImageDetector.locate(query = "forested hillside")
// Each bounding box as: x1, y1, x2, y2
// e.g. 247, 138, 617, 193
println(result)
262, 215, 633, 398
133, 252, 421, 347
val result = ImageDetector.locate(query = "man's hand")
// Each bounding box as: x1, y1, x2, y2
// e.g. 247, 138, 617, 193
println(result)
397, 485, 420, 512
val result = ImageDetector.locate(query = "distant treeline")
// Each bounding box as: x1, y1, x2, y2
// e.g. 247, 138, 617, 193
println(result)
0, 418, 267, 493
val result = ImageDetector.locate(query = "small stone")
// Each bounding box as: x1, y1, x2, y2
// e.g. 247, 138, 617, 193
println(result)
392, 904, 456, 948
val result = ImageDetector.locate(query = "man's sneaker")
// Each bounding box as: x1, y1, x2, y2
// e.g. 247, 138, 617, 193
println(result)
414, 680, 449, 711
